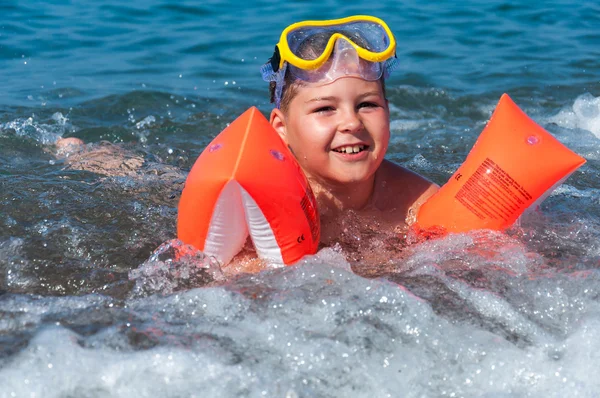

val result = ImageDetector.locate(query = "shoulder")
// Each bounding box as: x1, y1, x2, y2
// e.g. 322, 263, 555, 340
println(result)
371, 160, 439, 223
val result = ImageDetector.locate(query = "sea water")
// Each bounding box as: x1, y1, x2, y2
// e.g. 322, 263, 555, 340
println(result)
1, 1, 600, 397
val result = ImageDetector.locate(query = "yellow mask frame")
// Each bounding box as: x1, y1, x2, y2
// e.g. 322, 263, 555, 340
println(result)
272, 15, 396, 72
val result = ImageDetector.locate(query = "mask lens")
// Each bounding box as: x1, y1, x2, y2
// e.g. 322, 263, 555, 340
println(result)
286, 20, 391, 61
334, 21, 390, 52
286, 27, 333, 60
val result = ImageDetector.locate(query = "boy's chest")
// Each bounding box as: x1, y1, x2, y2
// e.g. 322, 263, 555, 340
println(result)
318, 207, 408, 246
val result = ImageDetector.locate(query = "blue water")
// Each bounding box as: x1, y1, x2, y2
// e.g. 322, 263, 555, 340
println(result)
2, 1, 600, 397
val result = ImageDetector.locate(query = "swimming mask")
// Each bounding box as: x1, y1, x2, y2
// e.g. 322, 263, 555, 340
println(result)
261, 15, 398, 108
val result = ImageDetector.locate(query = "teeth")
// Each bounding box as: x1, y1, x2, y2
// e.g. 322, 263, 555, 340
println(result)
335, 145, 366, 153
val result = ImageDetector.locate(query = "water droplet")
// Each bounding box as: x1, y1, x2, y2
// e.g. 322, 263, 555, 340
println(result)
526, 135, 540, 145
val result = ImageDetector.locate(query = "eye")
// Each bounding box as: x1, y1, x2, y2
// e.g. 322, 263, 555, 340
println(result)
358, 101, 379, 109
313, 106, 335, 113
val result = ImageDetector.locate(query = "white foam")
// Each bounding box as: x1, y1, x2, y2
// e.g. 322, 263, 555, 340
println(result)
0, 112, 75, 144
547, 93, 600, 138
404, 230, 542, 275
389, 118, 429, 132
3, 257, 600, 397
0, 326, 257, 398
296, 244, 353, 272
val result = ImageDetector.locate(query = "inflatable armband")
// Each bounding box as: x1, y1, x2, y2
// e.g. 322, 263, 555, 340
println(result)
177, 107, 320, 266
416, 93, 586, 233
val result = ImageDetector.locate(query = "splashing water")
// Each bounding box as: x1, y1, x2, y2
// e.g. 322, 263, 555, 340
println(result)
1, 112, 75, 145
129, 239, 224, 297
547, 93, 600, 139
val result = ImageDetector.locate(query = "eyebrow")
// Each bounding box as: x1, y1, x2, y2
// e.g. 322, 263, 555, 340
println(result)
305, 96, 335, 104
305, 91, 382, 104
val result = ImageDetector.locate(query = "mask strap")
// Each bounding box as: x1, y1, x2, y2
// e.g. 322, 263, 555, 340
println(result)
261, 60, 287, 109
383, 56, 399, 79
273, 63, 287, 109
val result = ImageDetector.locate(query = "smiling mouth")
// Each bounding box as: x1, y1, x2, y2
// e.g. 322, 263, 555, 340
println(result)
332, 144, 369, 154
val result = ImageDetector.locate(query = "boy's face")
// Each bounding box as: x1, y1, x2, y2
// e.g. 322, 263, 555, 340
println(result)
271, 77, 390, 188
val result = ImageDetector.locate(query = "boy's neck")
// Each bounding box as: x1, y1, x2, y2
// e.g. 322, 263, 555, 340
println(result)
307, 175, 375, 212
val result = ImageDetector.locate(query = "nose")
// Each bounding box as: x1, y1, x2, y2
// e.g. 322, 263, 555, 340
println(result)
338, 108, 362, 133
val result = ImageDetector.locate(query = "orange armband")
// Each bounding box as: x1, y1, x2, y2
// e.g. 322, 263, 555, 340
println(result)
416, 93, 586, 233
177, 107, 320, 266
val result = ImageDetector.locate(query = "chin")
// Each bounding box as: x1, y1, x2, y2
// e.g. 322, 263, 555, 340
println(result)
330, 171, 374, 185
304, 165, 376, 187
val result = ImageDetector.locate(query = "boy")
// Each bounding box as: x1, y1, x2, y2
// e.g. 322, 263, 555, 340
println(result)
261, 16, 439, 253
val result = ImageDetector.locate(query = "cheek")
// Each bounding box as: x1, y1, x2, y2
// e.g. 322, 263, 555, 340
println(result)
288, 120, 331, 154
289, 136, 323, 160
371, 124, 390, 158
377, 122, 391, 144
285, 129, 308, 159
382, 129, 391, 146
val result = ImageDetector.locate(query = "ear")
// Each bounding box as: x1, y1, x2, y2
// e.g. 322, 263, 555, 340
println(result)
270, 108, 288, 144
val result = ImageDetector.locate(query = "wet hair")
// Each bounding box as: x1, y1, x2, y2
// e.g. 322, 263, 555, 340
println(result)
269, 74, 305, 113
269, 31, 387, 113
